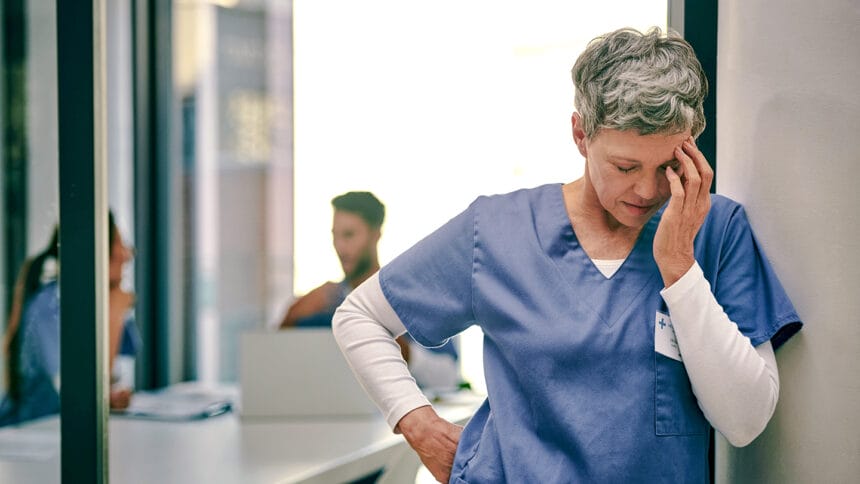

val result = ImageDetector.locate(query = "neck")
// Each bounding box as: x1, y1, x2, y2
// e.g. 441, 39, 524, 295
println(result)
564, 177, 634, 235
563, 177, 642, 260
346, 262, 380, 289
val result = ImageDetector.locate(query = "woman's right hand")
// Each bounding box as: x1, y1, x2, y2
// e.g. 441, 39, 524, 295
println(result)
397, 406, 463, 483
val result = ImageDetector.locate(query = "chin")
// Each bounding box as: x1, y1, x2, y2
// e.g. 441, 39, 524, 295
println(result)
614, 202, 662, 227
611, 211, 651, 230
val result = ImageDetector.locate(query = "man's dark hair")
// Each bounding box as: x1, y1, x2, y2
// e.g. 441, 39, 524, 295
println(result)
331, 191, 385, 229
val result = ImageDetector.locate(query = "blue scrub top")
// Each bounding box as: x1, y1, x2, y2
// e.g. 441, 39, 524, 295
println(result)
380, 184, 801, 483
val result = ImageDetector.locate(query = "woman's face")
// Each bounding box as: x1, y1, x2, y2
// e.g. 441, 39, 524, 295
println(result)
109, 228, 133, 287
573, 114, 690, 229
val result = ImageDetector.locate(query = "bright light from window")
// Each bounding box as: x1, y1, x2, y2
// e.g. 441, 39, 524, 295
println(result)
294, 0, 667, 394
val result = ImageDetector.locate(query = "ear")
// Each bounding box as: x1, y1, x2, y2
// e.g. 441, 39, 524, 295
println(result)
571, 112, 588, 158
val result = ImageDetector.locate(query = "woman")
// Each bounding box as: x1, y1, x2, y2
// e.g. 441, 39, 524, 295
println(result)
0, 212, 139, 426
332, 27, 802, 483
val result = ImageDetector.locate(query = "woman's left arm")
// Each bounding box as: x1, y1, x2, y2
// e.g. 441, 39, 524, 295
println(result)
655, 138, 778, 446
661, 263, 779, 447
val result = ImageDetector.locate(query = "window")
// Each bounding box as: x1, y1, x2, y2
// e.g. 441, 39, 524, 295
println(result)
293, 0, 668, 392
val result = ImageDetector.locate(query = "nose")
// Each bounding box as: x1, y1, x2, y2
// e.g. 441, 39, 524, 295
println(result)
332, 237, 346, 256
633, 172, 661, 200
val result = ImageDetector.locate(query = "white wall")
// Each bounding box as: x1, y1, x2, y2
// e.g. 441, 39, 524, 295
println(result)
715, 1, 860, 482
27, 0, 59, 252
106, 0, 135, 241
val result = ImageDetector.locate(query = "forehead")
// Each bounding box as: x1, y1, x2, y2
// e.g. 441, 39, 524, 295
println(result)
332, 210, 370, 231
595, 128, 690, 164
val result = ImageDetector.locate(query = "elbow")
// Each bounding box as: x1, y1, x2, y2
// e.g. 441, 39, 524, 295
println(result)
718, 398, 777, 448
279, 312, 296, 329
332, 302, 360, 347
710, 347, 781, 448
722, 424, 763, 448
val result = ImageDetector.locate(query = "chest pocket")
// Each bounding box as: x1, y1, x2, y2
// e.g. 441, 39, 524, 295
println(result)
655, 353, 709, 436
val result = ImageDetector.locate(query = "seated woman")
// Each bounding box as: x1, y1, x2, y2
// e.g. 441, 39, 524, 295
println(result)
0, 212, 140, 426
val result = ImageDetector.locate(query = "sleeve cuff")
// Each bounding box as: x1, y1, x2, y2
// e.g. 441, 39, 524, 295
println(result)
386, 394, 433, 430
660, 261, 706, 304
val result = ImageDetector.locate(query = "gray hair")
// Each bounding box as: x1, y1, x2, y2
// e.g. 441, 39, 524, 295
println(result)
571, 27, 708, 138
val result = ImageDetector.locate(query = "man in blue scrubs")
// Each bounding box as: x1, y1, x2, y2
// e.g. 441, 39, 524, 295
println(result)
332, 28, 802, 483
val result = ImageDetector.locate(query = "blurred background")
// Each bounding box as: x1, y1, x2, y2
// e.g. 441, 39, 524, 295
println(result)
1, 0, 666, 392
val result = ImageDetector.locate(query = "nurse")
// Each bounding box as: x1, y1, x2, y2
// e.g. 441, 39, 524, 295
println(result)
332, 27, 802, 483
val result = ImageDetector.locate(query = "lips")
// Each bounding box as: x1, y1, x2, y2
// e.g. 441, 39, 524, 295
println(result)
622, 201, 655, 216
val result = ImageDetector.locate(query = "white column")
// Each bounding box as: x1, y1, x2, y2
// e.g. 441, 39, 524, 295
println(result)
715, 1, 860, 482
264, 0, 294, 328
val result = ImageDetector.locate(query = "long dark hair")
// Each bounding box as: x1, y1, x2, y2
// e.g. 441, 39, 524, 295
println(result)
3, 212, 117, 402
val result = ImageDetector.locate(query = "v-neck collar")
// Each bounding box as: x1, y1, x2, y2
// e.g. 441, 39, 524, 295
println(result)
534, 184, 663, 328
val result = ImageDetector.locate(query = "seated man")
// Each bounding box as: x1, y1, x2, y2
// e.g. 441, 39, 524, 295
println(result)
280, 191, 460, 390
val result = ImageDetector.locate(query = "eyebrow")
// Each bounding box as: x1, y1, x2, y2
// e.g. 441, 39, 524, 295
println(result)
610, 156, 679, 167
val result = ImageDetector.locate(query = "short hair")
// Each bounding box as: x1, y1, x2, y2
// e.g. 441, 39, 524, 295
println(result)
571, 27, 708, 139
331, 191, 385, 229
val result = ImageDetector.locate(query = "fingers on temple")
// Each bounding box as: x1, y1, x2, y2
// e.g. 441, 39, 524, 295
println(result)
682, 143, 702, 192
686, 138, 714, 202
672, 147, 694, 211
666, 166, 685, 210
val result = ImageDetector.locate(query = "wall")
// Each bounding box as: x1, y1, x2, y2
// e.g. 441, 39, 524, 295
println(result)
27, 0, 59, 251
106, 0, 135, 240
715, 1, 860, 482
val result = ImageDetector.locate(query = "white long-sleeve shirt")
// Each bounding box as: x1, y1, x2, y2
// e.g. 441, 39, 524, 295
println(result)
333, 262, 779, 447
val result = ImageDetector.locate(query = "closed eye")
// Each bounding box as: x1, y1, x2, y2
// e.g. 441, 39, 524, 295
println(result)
617, 166, 635, 173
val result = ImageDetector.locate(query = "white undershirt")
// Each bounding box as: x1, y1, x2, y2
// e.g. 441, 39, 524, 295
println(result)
332, 263, 779, 447
591, 258, 626, 278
